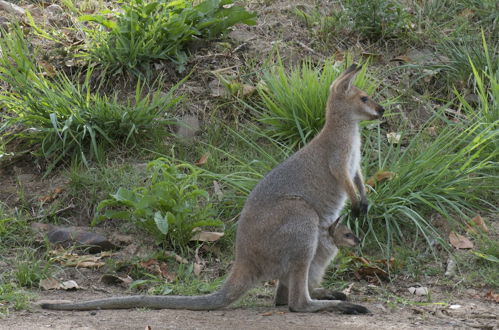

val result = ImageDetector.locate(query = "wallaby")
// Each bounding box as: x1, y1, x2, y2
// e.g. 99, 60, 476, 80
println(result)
41, 64, 384, 313
275, 221, 360, 306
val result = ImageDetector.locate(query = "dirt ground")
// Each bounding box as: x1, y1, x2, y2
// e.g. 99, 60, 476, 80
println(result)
1, 285, 497, 330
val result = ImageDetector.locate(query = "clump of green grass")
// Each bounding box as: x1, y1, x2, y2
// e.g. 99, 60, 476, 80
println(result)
81, 0, 256, 75
340, 0, 414, 42
0, 283, 32, 316
0, 27, 183, 171
433, 31, 499, 89
251, 58, 383, 148
351, 54, 499, 255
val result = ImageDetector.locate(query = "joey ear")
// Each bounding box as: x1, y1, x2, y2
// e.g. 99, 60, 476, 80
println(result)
330, 64, 361, 95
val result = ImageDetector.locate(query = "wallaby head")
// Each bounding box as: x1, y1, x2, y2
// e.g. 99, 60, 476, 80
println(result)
329, 222, 360, 248
327, 64, 384, 122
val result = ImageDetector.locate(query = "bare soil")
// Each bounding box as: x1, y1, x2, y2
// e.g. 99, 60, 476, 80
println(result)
3, 287, 498, 330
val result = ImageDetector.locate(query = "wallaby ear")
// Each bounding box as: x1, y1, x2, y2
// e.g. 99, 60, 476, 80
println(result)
330, 64, 361, 95
329, 217, 342, 235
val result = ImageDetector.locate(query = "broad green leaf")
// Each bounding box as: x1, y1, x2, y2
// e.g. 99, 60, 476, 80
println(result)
154, 211, 169, 235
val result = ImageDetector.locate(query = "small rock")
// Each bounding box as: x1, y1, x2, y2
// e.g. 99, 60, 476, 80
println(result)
45, 4, 63, 16
408, 286, 429, 296
110, 233, 135, 245
175, 114, 200, 139
47, 227, 117, 253
44, 4, 65, 25
0, 0, 25, 16
444, 257, 457, 277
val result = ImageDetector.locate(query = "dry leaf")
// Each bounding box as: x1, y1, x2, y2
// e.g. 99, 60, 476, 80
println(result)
261, 312, 273, 316
195, 152, 210, 166
391, 55, 412, 63
386, 132, 401, 144
484, 290, 499, 303
77, 260, 105, 268
190, 231, 224, 242
40, 278, 61, 290
60, 280, 79, 290
166, 251, 189, 264
193, 262, 203, 277
449, 231, 474, 249
341, 283, 354, 296
459, 8, 474, 18
38, 187, 65, 203
470, 215, 489, 233
239, 84, 256, 97
366, 171, 396, 187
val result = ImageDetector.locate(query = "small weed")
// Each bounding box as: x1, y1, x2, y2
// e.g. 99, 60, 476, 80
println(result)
13, 249, 53, 288
94, 158, 223, 251
0, 283, 32, 316
82, 0, 256, 75
340, 0, 414, 43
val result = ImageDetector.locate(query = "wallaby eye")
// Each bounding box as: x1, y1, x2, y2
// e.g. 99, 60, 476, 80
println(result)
345, 233, 353, 238
360, 96, 368, 103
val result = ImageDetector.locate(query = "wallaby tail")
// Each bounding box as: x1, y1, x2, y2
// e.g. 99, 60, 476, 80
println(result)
41, 264, 255, 311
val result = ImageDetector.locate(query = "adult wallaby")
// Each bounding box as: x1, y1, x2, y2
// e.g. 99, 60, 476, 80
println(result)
41, 64, 384, 313
275, 221, 360, 306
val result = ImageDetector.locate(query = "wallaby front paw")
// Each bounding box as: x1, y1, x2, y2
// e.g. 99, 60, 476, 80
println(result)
337, 302, 371, 314
351, 201, 368, 217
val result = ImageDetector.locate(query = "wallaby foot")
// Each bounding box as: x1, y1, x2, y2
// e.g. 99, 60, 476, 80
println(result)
334, 302, 370, 314
276, 286, 347, 305
310, 288, 347, 301
286, 260, 369, 314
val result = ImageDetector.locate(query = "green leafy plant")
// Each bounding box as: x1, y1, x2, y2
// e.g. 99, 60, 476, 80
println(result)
342, 0, 414, 42
252, 58, 382, 147
0, 27, 183, 170
94, 158, 223, 250
81, 0, 256, 75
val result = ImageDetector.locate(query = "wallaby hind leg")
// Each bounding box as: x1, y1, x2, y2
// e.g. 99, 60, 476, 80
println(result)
287, 264, 369, 314
286, 251, 368, 313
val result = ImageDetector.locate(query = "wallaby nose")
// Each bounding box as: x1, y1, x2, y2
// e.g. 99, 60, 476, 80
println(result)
377, 105, 385, 116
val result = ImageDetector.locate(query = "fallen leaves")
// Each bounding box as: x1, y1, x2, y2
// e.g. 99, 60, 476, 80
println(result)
195, 152, 210, 166
366, 170, 396, 187
352, 256, 396, 284
190, 231, 224, 242
38, 187, 64, 203
466, 215, 489, 234
139, 259, 175, 282
484, 290, 499, 303
49, 249, 115, 268
449, 231, 474, 249
40, 278, 79, 291
386, 132, 401, 144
